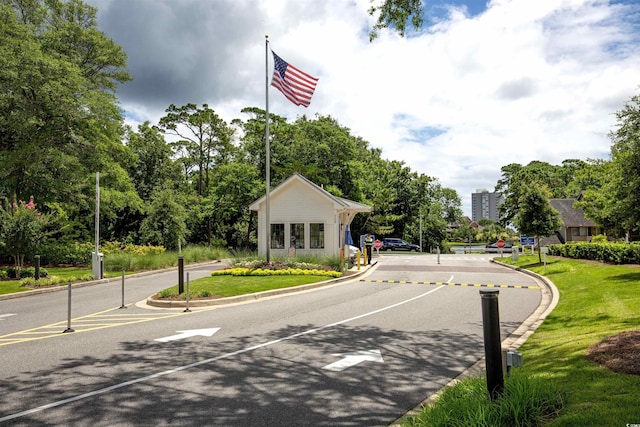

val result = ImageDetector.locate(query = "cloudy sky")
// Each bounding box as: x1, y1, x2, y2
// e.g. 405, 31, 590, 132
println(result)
85, 0, 640, 216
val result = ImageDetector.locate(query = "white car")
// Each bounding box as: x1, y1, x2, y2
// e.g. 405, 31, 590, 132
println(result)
347, 245, 360, 260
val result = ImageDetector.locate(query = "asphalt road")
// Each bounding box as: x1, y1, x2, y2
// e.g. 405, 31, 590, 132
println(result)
0, 254, 545, 426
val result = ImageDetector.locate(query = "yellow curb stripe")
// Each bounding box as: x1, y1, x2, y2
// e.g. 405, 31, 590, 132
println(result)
359, 279, 540, 290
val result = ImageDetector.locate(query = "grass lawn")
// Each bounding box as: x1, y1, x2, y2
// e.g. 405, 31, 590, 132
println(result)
497, 255, 640, 426
155, 274, 333, 299
0, 268, 124, 296
0, 280, 30, 295
402, 254, 639, 426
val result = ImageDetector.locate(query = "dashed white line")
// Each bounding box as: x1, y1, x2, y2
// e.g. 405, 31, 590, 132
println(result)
0, 285, 446, 423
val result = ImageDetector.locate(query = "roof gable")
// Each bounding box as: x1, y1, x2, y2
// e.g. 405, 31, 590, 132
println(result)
249, 173, 372, 213
549, 198, 598, 227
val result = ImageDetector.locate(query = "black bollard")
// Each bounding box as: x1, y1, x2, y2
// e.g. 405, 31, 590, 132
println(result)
35, 255, 40, 281
480, 289, 504, 400
178, 256, 184, 294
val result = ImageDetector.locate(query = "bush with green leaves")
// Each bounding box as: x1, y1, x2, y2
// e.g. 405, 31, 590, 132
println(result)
548, 242, 640, 264
38, 241, 94, 266
101, 241, 165, 256
19, 276, 65, 288
0, 196, 47, 269
231, 254, 343, 273
403, 371, 564, 427
2, 266, 48, 279
103, 245, 227, 272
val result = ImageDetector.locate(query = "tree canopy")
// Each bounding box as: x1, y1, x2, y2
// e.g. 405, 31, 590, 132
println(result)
2, 0, 639, 267
368, 0, 424, 41
0, 0, 463, 262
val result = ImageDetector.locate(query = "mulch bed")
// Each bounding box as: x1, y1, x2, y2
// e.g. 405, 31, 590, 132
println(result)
586, 330, 640, 376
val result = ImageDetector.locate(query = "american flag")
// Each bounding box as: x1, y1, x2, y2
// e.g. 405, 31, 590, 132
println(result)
271, 51, 318, 107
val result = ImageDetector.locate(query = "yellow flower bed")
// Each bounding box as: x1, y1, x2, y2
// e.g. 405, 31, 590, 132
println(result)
211, 267, 341, 278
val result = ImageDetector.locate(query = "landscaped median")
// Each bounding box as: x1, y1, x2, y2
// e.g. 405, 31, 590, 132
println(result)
400, 254, 640, 427
147, 260, 361, 308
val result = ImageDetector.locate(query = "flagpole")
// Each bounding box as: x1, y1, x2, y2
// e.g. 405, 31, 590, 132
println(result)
265, 35, 271, 263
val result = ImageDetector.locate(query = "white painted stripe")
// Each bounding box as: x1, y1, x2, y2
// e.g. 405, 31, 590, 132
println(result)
0, 285, 445, 422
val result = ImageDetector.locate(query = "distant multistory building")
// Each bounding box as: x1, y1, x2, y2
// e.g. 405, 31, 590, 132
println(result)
471, 189, 501, 222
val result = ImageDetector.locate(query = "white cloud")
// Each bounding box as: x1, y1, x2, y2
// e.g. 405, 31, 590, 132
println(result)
90, 0, 640, 216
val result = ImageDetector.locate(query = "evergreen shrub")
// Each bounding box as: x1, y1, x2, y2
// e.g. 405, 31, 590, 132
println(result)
548, 242, 640, 264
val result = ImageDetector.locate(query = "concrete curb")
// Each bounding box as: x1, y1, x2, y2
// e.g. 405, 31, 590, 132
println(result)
145, 261, 378, 308
0, 260, 222, 302
388, 259, 559, 426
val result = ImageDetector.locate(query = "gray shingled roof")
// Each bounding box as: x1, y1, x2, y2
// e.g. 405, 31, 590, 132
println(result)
549, 199, 597, 227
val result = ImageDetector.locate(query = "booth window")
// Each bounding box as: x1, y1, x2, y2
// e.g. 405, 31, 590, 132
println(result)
291, 223, 305, 249
271, 224, 284, 248
310, 223, 324, 249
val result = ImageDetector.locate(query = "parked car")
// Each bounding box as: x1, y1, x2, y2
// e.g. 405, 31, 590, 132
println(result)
485, 242, 513, 249
347, 245, 360, 260
381, 238, 420, 251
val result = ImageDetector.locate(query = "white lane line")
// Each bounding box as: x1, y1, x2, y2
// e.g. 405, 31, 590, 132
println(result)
447, 275, 454, 283
0, 313, 17, 320
0, 285, 445, 423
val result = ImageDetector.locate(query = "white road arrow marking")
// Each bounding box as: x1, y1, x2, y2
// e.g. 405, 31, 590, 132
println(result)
0, 313, 17, 320
322, 349, 384, 372
155, 328, 220, 343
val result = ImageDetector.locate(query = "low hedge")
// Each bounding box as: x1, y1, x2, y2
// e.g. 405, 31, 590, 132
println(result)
38, 242, 94, 266
0, 266, 49, 279
548, 242, 640, 264
28, 241, 168, 266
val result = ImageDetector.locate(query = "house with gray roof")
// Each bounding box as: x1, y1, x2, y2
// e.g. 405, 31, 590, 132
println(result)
545, 198, 603, 244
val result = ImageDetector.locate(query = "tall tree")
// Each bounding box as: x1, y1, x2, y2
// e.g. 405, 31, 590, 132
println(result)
158, 104, 234, 196
573, 159, 625, 238
139, 185, 187, 250
0, 0, 131, 206
125, 122, 183, 200
207, 162, 262, 247
496, 160, 572, 226
608, 93, 640, 240
0, 0, 137, 247
514, 184, 562, 262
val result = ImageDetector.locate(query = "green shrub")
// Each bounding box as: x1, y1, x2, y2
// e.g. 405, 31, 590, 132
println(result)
0, 269, 7, 280
157, 288, 176, 298
548, 242, 640, 264
102, 241, 166, 256
403, 371, 564, 427
230, 255, 342, 273
101, 245, 226, 273
18, 267, 48, 278
39, 241, 94, 265
19, 276, 64, 288
4, 267, 17, 278
2, 266, 47, 278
